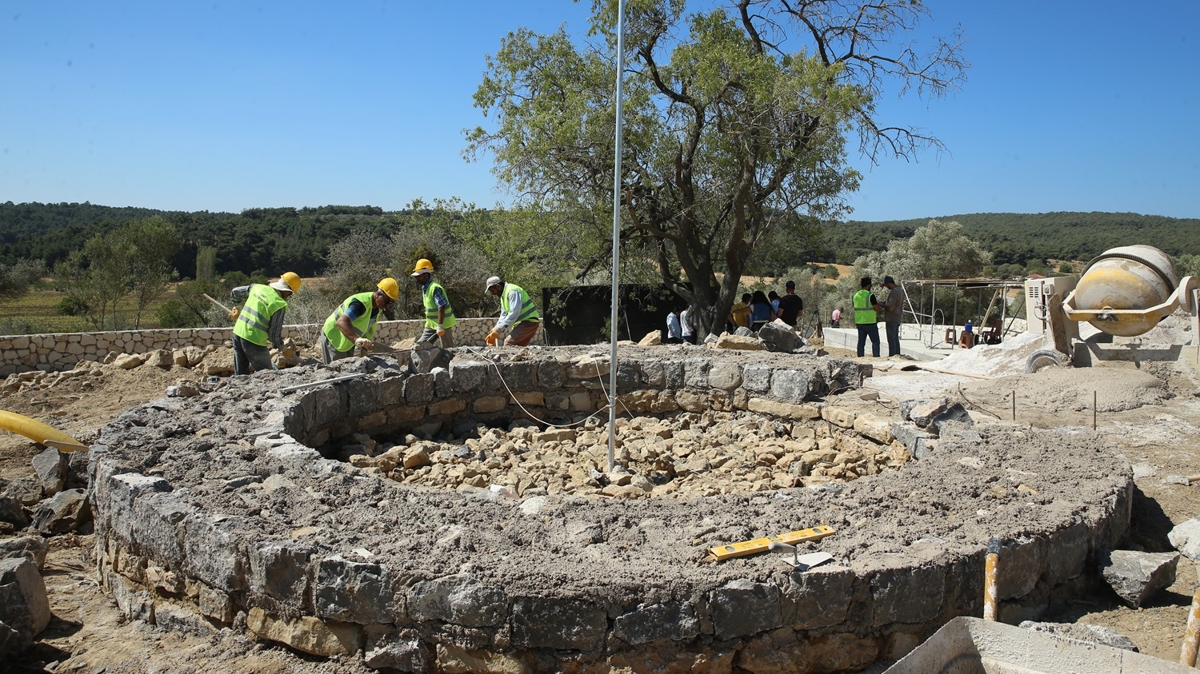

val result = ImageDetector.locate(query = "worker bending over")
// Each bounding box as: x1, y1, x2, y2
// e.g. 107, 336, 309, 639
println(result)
229, 272, 301, 375
319, 278, 398, 364
484, 276, 540, 346
411, 259, 455, 347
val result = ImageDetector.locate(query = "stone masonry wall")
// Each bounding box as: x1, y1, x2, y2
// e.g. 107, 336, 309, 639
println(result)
0, 318, 533, 376
87, 350, 1132, 673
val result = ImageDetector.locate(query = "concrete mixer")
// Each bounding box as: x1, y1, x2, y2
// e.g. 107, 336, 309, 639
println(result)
1024, 245, 1197, 371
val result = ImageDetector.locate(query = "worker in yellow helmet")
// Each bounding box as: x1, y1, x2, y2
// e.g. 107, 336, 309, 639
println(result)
410, 259, 456, 347
319, 278, 399, 364
229, 272, 301, 375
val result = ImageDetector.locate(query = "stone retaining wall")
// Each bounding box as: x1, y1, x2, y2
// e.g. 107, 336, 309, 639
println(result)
88, 349, 1132, 673
0, 318, 533, 376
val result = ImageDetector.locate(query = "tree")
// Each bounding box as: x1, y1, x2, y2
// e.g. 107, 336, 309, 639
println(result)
0, 258, 46, 298
120, 217, 181, 328
468, 0, 966, 339
852, 219, 990, 281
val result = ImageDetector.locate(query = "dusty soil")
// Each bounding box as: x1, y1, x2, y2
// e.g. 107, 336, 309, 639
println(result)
3, 343, 1200, 670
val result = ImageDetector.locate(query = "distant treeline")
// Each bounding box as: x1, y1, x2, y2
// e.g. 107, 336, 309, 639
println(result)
4, 202, 1199, 277
820, 212, 1200, 266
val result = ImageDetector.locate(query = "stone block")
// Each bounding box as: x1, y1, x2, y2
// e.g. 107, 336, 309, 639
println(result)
473, 396, 508, 414
103, 473, 172, 542
0, 496, 29, 530
199, 584, 234, 623
184, 514, 248, 593
1044, 521, 1090, 585
709, 579, 781, 640
683, 358, 711, 389
345, 377, 376, 417
1168, 518, 1200, 560
247, 607, 361, 657
429, 399, 467, 417
891, 422, 935, 458
407, 573, 508, 627
364, 626, 434, 672
770, 368, 817, 402
30, 448, 65, 497
1099, 549, 1180, 608
436, 643, 529, 674
612, 601, 700, 645
0, 557, 50, 641
309, 386, 344, 428
450, 360, 489, 393
511, 596, 606, 650
639, 360, 665, 387
997, 536, 1045, 600
662, 360, 684, 388
511, 391, 544, 407
248, 541, 313, 611
870, 564, 944, 627
537, 361, 564, 389
758, 321, 800, 353
404, 374, 435, 404
707, 362, 743, 390
377, 373, 405, 405
900, 397, 951, 427
31, 488, 90, 535
747, 398, 820, 421
567, 355, 610, 379
315, 556, 394, 624
0, 537, 47, 569
853, 414, 894, 445
674, 390, 708, 413
783, 565, 853, 629
929, 403, 973, 437
714, 334, 765, 351
568, 392, 594, 412
821, 406, 858, 429
433, 368, 452, 398
616, 360, 639, 391
796, 633, 880, 673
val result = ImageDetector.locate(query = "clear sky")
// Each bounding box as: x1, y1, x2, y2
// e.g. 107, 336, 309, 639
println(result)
2, 1, 1197, 221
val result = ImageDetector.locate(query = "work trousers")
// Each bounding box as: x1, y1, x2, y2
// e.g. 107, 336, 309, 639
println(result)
856, 324, 880, 358
885, 321, 902, 357
504, 321, 540, 346
232, 334, 275, 375
418, 326, 454, 348
317, 334, 355, 365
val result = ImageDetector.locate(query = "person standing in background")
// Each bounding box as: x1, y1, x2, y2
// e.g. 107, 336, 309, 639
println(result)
680, 305, 695, 344
665, 307, 682, 344
881, 276, 906, 357
852, 277, 883, 358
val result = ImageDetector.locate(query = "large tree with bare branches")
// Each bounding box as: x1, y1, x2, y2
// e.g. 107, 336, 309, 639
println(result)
467, 0, 967, 339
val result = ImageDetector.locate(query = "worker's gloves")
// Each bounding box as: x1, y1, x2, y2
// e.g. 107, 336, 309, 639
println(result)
354, 337, 374, 351
485, 330, 501, 346
228, 308, 240, 321
436, 323, 446, 337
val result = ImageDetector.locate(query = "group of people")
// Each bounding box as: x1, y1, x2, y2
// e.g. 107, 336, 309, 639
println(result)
665, 280, 806, 344
228, 259, 542, 375
850, 275, 906, 358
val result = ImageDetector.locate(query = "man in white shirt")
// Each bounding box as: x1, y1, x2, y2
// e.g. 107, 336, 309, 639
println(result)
680, 306, 695, 344
484, 276, 542, 346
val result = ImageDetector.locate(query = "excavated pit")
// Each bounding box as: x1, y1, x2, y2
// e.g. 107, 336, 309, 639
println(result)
87, 346, 1133, 673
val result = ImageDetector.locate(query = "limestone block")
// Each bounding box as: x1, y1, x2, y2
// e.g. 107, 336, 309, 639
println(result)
113, 353, 145, 370
10, 337, 29, 350
0, 537, 48, 569
783, 564, 854, 630
899, 397, 952, 427
742, 364, 771, 393
364, 626, 434, 672
537, 360, 565, 389
247, 607, 361, 657
31, 447, 65, 497
184, 514, 248, 593
145, 349, 173, 368
747, 398, 819, 421
199, 584, 234, 623
1169, 518, 1200, 560
757, 321, 800, 353
1044, 521, 1090, 585
852, 414, 894, 445
511, 391, 544, 407
567, 355, 610, 379
709, 579, 781, 640
436, 643, 528, 674
714, 334, 765, 351
510, 596, 606, 650
683, 358, 711, 389
472, 396, 507, 414
65, 342, 85, 356
449, 360, 489, 393
869, 564, 944, 627
315, 556, 394, 624
0, 556, 50, 643
996, 536, 1046, 600
650, 390, 679, 414
821, 406, 858, 429
707, 362, 742, 391
248, 541, 314, 611
389, 406, 426, 424
612, 601, 700, 645
639, 360, 665, 387
31, 488, 90, 535
1100, 549, 1179, 608
770, 368, 817, 402
204, 350, 234, 376
397, 374, 432, 404
129, 492, 194, 566
102, 473, 172, 541
429, 399, 467, 416
535, 428, 576, 443
568, 392, 594, 412
674, 390, 708, 413
662, 360, 684, 388
638, 330, 662, 346
407, 573, 508, 627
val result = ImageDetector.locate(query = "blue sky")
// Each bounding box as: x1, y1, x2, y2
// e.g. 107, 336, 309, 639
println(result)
2, 1, 1197, 221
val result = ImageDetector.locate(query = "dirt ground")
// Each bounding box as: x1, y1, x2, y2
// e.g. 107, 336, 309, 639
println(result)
4, 344, 1200, 671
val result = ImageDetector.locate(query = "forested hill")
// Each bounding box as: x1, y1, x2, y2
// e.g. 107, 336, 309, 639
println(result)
823, 212, 1200, 265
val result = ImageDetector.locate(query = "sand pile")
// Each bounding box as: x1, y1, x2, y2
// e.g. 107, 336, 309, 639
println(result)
965, 366, 1170, 414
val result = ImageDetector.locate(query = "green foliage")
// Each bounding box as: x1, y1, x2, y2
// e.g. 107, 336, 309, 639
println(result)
851, 219, 990, 281
156, 300, 194, 329
196, 246, 217, 283
0, 258, 46, 298
823, 265, 840, 280
0, 317, 44, 335
56, 296, 88, 316
1057, 262, 1074, 274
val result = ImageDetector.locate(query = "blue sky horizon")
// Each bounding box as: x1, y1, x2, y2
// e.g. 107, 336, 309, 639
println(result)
3, 1, 1197, 222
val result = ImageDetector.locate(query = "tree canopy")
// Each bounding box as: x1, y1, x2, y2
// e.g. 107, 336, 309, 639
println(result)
467, 0, 966, 338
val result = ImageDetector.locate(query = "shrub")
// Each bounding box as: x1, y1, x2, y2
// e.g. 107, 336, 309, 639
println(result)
56, 296, 89, 316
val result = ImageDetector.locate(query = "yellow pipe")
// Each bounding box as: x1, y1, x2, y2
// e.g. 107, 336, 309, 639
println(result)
0, 409, 87, 453
983, 538, 1000, 621
1181, 584, 1200, 666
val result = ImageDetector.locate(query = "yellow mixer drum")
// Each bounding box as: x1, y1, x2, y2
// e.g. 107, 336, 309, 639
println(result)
1071, 245, 1178, 337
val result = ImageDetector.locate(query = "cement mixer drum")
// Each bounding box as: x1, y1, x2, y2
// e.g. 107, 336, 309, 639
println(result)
1070, 245, 1178, 337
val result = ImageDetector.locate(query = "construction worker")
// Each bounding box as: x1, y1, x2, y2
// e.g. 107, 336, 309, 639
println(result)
229, 272, 301, 375
484, 276, 540, 346
853, 276, 884, 358
411, 259, 455, 347
319, 278, 399, 364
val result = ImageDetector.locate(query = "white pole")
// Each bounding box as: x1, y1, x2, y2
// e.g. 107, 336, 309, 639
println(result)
607, 0, 627, 473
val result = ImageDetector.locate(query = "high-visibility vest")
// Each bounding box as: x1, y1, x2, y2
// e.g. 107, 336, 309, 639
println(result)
500, 283, 540, 323
233, 284, 287, 347
853, 289, 876, 325
322, 292, 380, 353
422, 280, 457, 330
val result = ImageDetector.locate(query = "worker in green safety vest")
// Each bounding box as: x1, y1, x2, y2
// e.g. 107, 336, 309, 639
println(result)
410, 258, 456, 347
852, 276, 884, 358
229, 272, 301, 375
318, 278, 399, 364
484, 276, 541, 346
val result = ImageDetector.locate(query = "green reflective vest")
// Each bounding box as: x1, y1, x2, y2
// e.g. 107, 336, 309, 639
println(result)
233, 284, 287, 347
322, 292, 380, 353
422, 280, 457, 330
853, 289, 876, 325
500, 283, 540, 324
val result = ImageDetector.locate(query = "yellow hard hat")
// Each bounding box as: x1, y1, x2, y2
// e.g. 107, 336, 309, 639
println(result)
377, 277, 400, 301
410, 258, 434, 276
271, 271, 302, 294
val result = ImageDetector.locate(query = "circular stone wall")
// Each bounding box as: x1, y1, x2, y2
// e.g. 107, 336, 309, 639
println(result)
88, 348, 1132, 673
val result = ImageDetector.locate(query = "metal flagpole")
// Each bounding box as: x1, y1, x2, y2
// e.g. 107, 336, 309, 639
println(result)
607, 0, 627, 473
